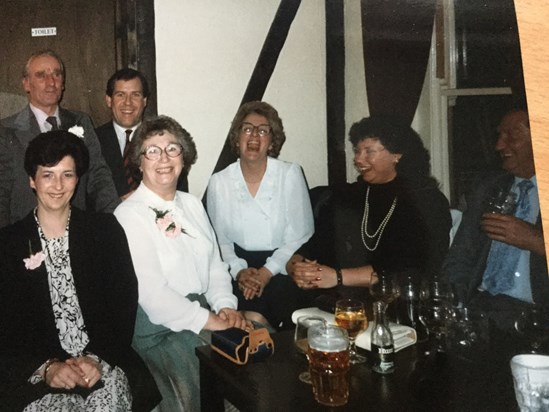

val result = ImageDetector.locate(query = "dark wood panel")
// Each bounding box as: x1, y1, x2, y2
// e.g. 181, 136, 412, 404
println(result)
0, 0, 116, 125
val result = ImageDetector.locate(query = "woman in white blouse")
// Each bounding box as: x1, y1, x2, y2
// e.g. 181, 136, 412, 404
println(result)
207, 101, 314, 330
114, 115, 250, 412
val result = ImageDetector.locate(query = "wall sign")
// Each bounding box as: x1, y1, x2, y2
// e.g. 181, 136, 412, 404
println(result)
31, 27, 57, 37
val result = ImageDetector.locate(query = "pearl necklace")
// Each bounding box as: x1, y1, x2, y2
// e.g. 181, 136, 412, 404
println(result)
360, 186, 397, 251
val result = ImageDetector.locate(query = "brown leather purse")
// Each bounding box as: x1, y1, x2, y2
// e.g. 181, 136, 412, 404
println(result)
211, 327, 274, 365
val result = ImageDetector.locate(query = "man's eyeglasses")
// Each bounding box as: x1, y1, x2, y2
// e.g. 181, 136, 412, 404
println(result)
141, 143, 183, 160
240, 122, 271, 137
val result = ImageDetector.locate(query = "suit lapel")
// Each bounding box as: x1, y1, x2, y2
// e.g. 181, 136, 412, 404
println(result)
106, 124, 124, 162
59, 108, 77, 131
12, 107, 40, 146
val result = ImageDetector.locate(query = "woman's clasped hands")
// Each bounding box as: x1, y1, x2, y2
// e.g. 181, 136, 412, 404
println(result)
236, 267, 273, 300
288, 256, 337, 289
44, 356, 101, 390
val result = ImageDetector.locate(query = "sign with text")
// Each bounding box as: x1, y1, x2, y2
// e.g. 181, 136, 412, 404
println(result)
31, 27, 57, 37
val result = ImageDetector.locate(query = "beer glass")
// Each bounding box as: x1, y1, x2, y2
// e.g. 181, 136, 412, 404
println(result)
294, 316, 326, 384
335, 298, 368, 364
307, 324, 350, 407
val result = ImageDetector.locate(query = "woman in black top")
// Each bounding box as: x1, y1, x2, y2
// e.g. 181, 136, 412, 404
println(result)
287, 116, 451, 297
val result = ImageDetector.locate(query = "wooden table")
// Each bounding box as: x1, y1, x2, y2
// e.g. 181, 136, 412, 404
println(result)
196, 329, 521, 411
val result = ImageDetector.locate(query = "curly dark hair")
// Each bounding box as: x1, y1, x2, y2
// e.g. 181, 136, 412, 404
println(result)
228, 101, 286, 158
349, 115, 434, 184
24, 130, 89, 178
129, 115, 197, 175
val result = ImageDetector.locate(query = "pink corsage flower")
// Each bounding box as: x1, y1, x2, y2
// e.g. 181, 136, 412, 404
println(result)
23, 241, 46, 270
150, 207, 189, 238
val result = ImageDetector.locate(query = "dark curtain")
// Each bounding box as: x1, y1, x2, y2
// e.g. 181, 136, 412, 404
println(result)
361, 0, 436, 125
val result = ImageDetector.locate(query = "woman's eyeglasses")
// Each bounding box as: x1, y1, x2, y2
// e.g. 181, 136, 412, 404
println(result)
141, 143, 183, 160
353, 147, 387, 159
240, 122, 271, 137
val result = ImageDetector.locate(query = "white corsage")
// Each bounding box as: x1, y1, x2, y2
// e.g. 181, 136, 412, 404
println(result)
68, 125, 85, 138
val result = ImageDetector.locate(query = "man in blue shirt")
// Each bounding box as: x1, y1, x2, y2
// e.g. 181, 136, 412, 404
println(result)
444, 108, 548, 330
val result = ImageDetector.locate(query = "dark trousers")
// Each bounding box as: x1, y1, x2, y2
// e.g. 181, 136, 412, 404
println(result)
232, 244, 305, 330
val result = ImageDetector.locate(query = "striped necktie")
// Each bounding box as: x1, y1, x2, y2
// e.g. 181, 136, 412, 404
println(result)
123, 129, 137, 190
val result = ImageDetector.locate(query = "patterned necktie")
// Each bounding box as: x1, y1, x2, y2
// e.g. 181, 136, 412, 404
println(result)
123, 129, 136, 190
46, 116, 59, 131
483, 179, 534, 294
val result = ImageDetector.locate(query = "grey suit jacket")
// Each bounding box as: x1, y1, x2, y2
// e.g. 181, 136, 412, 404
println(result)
0, 106, 120, 227
443, 171, 549, 306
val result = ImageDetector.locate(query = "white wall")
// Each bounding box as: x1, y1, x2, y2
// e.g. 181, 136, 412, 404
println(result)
155, 0, 434, 196
155, 0, 327, 197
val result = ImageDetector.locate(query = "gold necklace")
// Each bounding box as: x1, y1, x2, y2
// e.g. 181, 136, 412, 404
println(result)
360, 186, 397, 251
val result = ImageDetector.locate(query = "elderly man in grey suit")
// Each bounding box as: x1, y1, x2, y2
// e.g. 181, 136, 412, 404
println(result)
443, 108, 549, 331
0, 49, 119, 228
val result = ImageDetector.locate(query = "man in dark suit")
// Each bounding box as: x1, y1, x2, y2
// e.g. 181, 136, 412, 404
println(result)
96, 68, 149, 199
444, 109, 549, 330
0, 49, 119, 228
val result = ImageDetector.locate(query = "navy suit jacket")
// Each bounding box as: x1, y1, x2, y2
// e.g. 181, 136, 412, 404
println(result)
96, 121, 131, 197
0, 106, 120, 228
444, 171, 549, 306
0, 208, 160, 411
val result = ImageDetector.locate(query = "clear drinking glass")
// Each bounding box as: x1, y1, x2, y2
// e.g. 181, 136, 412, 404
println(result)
335, 298, 368, 364
419, 277, 454, 352
515, 305, 549, 353
485, 189, 517, 215
370, 271, 401, 304
294, 316, 326, 384
370, 271, 401, 322
446, 307, 489, 361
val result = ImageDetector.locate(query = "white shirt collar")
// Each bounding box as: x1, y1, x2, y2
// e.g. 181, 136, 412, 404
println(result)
30, 104, 60, 133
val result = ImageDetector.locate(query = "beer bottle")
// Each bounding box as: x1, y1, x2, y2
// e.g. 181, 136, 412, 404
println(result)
371, 301, 395, 374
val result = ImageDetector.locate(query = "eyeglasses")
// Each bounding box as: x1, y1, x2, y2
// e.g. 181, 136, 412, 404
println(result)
240, 122, 271, 137
141, 143, 183, 160
353, 147, 387, 159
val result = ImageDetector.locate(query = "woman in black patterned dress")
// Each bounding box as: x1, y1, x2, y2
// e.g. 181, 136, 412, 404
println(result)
0, 130, 160, 411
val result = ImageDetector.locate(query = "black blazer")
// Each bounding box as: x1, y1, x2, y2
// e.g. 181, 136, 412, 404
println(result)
0, 208, 160, 411
96, 122, 131, 197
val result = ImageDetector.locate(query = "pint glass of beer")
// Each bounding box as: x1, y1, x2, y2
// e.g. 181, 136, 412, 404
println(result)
307, 324, 350, 406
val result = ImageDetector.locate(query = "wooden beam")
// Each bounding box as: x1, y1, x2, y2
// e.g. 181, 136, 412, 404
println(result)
326, 0, 346, 187
211, 0, 302, 175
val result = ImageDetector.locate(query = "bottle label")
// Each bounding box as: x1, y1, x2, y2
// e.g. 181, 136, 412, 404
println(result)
372, 343, 395, 372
